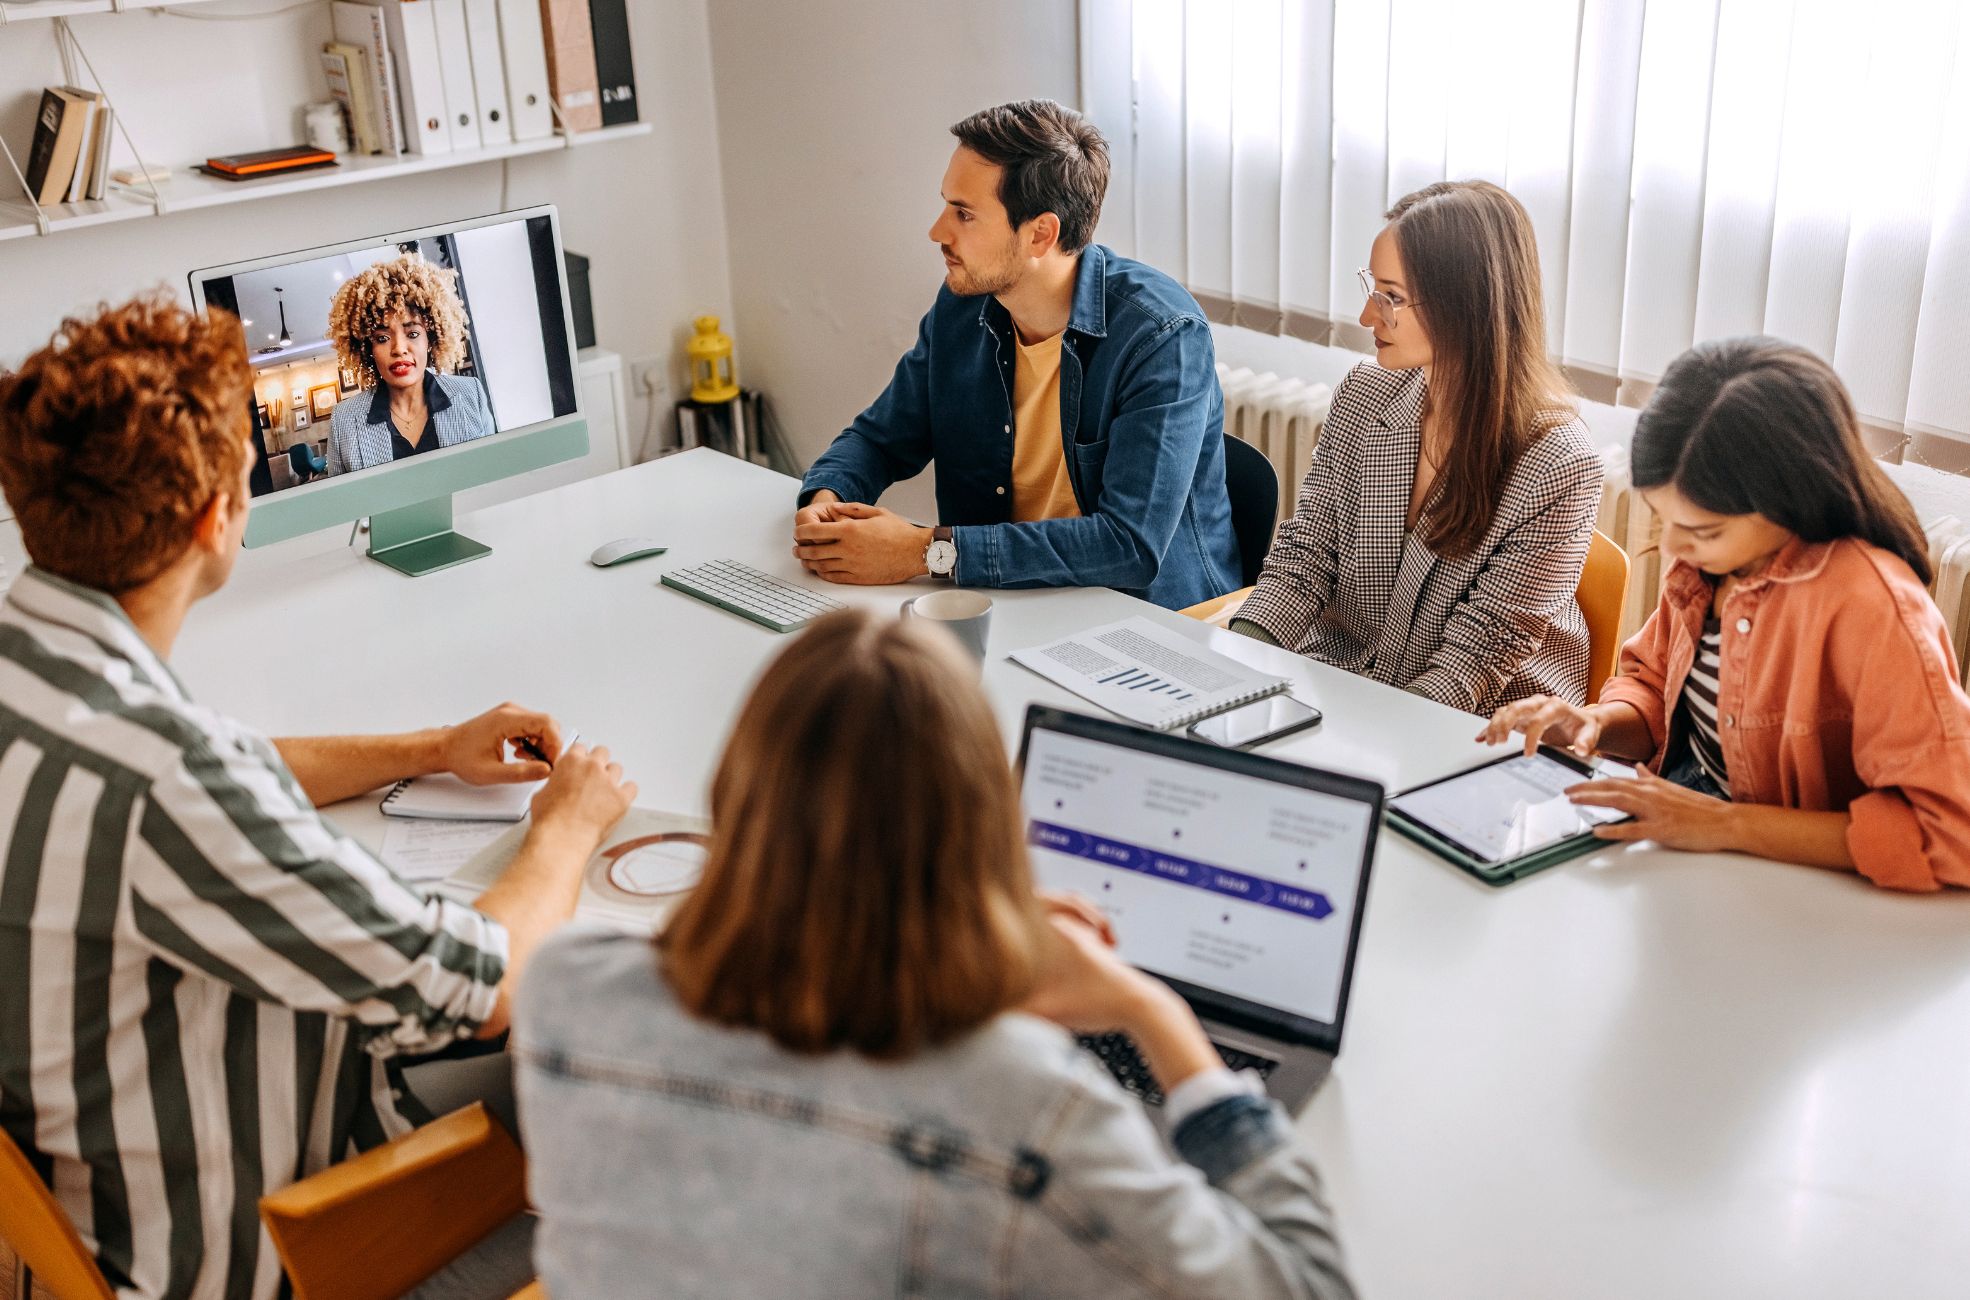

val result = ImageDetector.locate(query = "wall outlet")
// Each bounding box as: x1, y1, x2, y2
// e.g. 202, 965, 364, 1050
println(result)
629, 357, 668, 402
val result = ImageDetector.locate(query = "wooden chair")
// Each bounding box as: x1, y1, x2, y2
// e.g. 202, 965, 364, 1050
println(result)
1578, 529, 1631, 703
4, 1105, 538, 1300
1179, 585, 1255, 627
0, 1126, 112, 1300
260, 1102, 534, 1300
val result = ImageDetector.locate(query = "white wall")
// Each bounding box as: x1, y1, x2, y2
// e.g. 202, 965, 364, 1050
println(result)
0, 0, 731, 473
706, 1, 1078, 516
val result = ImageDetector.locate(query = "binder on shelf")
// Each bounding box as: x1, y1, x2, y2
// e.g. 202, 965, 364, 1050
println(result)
587, 0, 636, 126
462, 0, 515, 145
371, 0, 449, 156
537, 0, 602, 132
494, 0, 554, 141
429, 0, 483, 150
331, 1, 406, 154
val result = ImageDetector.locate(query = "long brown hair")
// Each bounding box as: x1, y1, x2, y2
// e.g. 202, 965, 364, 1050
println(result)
1387, 181, 1573, 559
1632, 337, 1931, 584
662, 609, 1046, 1058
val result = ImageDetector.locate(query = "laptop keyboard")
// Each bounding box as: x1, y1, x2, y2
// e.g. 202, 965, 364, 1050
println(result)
1077, 1032, 1279, 1108
659, 559, 847, 633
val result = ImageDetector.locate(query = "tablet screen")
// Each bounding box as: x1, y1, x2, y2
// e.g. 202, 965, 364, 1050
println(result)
1390, 753, 1634, 865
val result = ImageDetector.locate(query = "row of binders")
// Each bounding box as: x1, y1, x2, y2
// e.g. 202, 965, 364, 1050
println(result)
20, 86, 114, 207
325, 0, 637, 158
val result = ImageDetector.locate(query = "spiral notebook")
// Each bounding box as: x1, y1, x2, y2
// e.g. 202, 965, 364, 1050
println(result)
1008, 616, 1289, 731
380, 772, 537, 822
379, 733, 579, 822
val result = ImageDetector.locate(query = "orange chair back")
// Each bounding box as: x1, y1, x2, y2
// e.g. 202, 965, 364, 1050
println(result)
1578, 528, 1631, 703
0, 1126, 113, 1300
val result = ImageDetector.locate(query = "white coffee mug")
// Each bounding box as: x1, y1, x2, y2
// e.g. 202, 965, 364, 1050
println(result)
899, 589, 993, 661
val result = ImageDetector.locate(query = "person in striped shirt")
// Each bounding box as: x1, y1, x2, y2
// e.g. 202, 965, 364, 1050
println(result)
0, 295, 636, 1298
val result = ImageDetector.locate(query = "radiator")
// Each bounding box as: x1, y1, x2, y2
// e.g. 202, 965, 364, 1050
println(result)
1884, 461, 1970, 686
1216, 364, 1331, 523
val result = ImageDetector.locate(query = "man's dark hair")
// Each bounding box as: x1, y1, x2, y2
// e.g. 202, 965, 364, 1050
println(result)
950, 100, 1110, 254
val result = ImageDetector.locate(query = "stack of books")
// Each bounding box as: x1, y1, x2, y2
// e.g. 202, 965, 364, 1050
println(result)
196, 146, 339, 182
19, 86, 115, 208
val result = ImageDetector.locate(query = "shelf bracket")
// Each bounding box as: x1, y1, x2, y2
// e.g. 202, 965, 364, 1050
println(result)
0, 133, 51, 235
547, 94, 577, 149
56, 18, 167, 219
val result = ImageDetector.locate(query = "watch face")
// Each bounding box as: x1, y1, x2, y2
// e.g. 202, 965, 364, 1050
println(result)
927, 539, 958, 575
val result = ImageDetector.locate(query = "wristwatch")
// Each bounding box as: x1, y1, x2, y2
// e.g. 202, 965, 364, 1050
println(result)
924, 525, 957, 579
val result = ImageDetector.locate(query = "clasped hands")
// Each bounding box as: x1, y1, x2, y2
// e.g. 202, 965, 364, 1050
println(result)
792, 490, 933, 585
1478, 696, 1737, 854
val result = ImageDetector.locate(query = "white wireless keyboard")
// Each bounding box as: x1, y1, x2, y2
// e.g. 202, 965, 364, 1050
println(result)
659, 559, 848, 633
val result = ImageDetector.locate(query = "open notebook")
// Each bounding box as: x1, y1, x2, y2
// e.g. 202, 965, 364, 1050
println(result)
1009, 616, 1289, 731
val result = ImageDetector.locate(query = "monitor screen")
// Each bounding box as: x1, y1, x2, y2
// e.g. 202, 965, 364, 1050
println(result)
194, 212, 577, 496
1019, 721, 1376, 1031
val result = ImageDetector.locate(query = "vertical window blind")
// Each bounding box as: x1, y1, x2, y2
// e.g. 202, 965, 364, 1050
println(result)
1079, 0, 1970, 458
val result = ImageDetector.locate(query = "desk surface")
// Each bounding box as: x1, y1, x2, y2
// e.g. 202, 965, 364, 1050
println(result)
175, 449, 1970, 1299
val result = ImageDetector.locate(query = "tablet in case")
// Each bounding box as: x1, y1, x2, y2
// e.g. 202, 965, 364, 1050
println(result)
1386, 748, 1632, 887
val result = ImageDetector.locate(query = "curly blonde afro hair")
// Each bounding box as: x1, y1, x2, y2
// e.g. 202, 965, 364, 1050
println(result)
328, 255, 470, 389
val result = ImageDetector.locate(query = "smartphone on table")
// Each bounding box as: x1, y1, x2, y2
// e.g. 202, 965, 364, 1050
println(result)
1186, 695, 1323, 749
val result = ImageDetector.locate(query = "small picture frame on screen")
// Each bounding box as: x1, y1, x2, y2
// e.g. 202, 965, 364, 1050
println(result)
338, 364, 359, 394
309, 383, 338, 420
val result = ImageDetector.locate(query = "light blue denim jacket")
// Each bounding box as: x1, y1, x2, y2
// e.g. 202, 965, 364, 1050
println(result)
798, 245, 1241, 611
514, 925, 1355, 1299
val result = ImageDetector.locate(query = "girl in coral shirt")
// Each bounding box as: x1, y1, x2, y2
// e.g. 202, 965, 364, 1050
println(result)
1481, 337, 1970, 889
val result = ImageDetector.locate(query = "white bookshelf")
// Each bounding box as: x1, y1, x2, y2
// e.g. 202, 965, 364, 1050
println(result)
0, 122, 652, 243
0, 0, 224, 23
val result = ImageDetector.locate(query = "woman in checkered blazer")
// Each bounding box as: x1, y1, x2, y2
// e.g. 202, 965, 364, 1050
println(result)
1232, 181, 1602, 716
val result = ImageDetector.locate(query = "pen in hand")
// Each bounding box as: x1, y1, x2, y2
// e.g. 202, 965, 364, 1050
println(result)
514, 736, 553, 767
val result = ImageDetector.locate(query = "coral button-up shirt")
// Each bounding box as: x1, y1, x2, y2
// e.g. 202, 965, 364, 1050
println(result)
1599, 537, 1970, 890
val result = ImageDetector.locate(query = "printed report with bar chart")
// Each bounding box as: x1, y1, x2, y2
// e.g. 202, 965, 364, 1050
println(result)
1009, 616, 1290, 731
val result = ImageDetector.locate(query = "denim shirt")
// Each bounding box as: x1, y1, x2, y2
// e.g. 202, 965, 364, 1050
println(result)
514, 924, 1356, 1300
799, 245, 1241, 611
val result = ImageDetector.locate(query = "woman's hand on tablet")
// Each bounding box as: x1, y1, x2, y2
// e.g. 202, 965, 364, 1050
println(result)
1478, 695, 1603, 756
1565, 765, 1736, 852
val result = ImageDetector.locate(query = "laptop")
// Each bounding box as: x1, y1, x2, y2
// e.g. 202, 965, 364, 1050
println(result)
1016, 706, 1383, 1115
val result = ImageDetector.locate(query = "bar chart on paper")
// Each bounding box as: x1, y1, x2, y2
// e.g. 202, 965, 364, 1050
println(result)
1008, 616, 1289, 731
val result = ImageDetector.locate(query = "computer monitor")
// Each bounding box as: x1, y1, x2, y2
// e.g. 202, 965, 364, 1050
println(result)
188, 205, 586, 576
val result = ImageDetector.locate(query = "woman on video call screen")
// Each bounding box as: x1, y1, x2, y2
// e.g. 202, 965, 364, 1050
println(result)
325, 255, 496, 474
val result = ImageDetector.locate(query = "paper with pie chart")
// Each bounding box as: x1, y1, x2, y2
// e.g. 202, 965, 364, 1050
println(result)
447, 807, 712, 931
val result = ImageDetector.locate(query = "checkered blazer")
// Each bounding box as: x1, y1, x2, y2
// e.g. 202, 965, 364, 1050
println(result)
1238, 362, 1602, 716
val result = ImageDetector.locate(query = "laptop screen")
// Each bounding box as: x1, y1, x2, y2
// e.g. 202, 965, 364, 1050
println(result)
1017, 709, 1381, 1046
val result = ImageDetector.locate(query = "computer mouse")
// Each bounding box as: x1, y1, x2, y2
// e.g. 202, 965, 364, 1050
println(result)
589, 538, 669, 567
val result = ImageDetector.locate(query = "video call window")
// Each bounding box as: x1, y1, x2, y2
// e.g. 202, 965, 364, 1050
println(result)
197, 214, 577, 496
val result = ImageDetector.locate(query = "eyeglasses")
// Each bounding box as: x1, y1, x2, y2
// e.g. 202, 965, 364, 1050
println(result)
1357, 267, 1422, 331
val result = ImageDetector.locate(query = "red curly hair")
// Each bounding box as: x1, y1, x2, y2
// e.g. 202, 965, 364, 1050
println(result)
0, 293, 251, 593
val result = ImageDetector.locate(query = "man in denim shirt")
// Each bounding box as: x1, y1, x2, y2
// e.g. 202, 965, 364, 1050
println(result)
792, 100, 1240, 611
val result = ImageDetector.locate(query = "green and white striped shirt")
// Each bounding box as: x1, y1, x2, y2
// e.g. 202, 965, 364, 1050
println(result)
0, 567, 508, 1300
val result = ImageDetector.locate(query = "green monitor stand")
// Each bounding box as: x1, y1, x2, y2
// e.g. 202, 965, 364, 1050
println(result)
367, 496, 490, 576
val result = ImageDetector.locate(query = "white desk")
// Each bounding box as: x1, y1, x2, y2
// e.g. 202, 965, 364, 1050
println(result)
174, 449, 1970, 1299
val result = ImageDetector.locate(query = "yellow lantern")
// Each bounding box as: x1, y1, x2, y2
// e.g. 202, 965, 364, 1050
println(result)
687, 315, 740, 404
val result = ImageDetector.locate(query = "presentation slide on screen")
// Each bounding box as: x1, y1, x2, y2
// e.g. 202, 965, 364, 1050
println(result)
1021, 729, 1372, 1026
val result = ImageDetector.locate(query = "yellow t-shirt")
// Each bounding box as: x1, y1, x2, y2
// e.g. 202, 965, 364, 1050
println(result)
1010, 330, 1081, 523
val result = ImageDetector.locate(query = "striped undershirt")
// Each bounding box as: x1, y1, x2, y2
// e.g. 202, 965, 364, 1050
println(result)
1678, 616, 1732, 796
0, 567, 508, 1300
